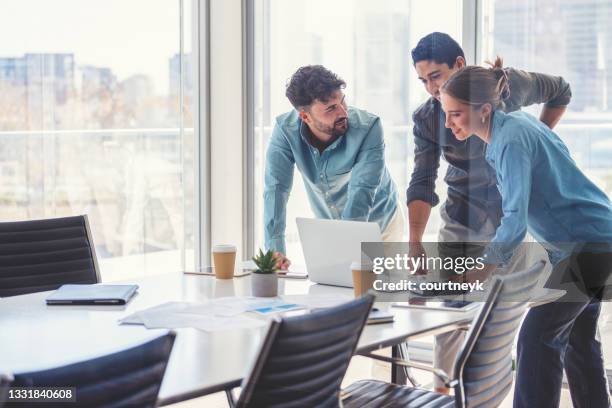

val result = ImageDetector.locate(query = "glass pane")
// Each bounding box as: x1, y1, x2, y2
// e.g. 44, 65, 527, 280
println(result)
0, 0, 196, 279
482, 0, 612, 195
253, 0, 462, 265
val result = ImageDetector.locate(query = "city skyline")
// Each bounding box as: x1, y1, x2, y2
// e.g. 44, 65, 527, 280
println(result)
0, 51, 193, 131
490, 0, 612, 113
0, 0, 186, 94
0, 52, 193, 97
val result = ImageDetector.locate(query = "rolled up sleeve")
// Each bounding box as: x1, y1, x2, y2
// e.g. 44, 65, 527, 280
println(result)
341, 118, 385, 221
484, 141, 532, 265
263, 124, 295, 254
508, 68, 572, 108
406, 116, 441, 207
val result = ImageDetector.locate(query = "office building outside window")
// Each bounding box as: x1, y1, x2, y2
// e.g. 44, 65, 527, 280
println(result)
482, 0, 612, 196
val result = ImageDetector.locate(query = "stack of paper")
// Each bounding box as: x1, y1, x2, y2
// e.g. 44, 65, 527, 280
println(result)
119, 300, 267, 332
119, 294, 352, 332
281, 294, 352, 309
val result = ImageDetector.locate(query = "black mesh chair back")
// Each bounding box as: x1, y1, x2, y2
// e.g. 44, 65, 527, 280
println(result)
453, 260, 546, 407
11, 332, 175, 408
0, 215, 100, 297
0, 372, 11, 407
236, 294, 375, 408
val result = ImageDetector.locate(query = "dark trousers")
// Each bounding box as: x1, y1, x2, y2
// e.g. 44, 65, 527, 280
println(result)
514, 251, 612, 408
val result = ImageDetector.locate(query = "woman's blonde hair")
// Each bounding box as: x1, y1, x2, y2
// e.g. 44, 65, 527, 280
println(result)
440, 56, 510, 109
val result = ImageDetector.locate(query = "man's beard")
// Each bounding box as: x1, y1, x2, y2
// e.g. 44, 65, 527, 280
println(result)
315, 117, 348, 137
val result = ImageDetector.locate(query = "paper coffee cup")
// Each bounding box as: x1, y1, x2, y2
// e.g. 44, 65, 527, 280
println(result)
213, 244, 237, 279
351, 260, 375, 298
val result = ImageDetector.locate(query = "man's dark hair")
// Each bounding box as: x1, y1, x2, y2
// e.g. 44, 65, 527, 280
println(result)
285, 65, 346, 109
411, 32, 465, 68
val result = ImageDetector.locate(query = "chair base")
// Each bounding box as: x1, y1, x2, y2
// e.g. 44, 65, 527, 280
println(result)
342, 380, 455, 408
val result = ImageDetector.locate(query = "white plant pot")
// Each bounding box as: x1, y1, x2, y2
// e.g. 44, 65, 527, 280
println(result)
251, 272, 278, 297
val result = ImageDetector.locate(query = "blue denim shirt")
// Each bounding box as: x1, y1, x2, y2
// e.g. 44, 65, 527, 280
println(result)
264, 107, 398, 254
484, 110, 612, 265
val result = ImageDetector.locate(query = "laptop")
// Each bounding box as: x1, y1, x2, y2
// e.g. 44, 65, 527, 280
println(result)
296, 218, 382, 287
46, 284, 139, 305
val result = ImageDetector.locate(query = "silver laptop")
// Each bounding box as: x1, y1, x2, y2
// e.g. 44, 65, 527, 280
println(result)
296, 217, 382, 287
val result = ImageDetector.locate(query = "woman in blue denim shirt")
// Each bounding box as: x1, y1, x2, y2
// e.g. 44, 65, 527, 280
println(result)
439, 58, 612, 408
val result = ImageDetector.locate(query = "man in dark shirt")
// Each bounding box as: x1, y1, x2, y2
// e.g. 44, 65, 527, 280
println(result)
405, 32, 572, 393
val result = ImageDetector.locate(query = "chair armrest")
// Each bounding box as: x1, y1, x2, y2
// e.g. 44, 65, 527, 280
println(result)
361, 352, 458, 388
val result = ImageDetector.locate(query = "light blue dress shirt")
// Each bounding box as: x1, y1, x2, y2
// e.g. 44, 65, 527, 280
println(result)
484, 110, 612, 265
264, 107, 398, 254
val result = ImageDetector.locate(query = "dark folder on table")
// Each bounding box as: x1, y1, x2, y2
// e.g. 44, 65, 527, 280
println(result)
46, 284, 139, 305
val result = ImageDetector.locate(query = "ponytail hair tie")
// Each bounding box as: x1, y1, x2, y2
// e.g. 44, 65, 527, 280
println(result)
496, 68, 511, 101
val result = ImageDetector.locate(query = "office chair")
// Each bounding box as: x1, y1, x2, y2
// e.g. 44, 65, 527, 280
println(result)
343, 260, 546, 407
227, 294, 375, 408
10, 332, 175, 408
0, 215, 100, 297
0, 372, 12, 407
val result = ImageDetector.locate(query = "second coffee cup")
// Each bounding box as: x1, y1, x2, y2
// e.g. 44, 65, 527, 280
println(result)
213, 244, 237, 279
351, 260, 376, 298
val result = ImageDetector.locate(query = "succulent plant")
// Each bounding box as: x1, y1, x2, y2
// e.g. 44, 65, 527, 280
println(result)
252, 249, 279, 274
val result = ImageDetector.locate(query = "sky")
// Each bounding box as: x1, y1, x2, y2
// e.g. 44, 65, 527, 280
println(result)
0, 0, 192, 94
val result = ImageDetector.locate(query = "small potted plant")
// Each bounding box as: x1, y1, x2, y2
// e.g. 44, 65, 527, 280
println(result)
251, 249, 279, 297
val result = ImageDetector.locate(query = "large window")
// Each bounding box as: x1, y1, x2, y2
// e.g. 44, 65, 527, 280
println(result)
481, 0, 612, 197
0, 0, 197, 280
253, 0, 462, 265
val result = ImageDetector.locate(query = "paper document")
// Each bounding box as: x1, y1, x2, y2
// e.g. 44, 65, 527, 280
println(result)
119, 294, 354, 332
281, 294, 352, 309
119, 300, 266, 332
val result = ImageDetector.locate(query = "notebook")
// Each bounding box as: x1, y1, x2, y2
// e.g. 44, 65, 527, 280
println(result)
46, 284, 139, 305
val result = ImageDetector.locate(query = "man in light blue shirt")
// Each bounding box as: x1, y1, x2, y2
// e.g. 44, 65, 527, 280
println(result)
264, 65, 403, 260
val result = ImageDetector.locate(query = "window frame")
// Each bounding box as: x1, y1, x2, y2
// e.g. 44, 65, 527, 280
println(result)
194, 0, 212, 268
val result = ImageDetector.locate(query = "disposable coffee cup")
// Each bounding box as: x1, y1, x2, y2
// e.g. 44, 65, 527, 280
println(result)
213, 244, 237, 279
351, 260, 375, 298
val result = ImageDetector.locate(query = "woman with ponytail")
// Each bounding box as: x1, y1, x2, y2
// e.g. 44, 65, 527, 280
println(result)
439, 58, 612, 407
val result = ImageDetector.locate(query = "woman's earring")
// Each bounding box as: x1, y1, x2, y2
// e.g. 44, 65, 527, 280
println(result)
481, 116, 485, 124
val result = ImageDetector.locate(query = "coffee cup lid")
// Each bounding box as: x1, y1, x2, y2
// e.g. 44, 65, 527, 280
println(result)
213, 244, 237, 253
351, 260, 373, 270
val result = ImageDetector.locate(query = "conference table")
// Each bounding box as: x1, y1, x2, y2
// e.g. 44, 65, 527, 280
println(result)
0, 272, 561, 406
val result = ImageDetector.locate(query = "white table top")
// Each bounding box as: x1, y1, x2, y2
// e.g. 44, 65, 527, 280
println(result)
0, 273, 487, 405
